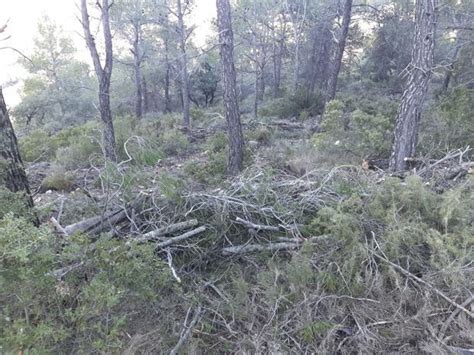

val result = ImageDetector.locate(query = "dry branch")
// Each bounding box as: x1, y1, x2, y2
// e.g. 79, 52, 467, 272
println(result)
222, 241, 301, 255
235, 217, 282, 232
135, 219, 199, 243
64, 196, 145, 236
373, 251, 474, 319
169, 305, 202, 355
50, 217, 69, 237
155, 226, 206, 249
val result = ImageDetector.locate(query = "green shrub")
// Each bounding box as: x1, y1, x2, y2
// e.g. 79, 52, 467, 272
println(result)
184, 150, 227, 185
246, 125, 273, 145
260, 89, 325, 119
420, 87, 474, 153
0, 215, 174, 354
40, 167, 75, 192
19, 129, 54, 162
159, 129, 189, 156
0, 188, 34, 221
205, 131, 228, 153
55, 134, 101, 170
312, 99, 394, 159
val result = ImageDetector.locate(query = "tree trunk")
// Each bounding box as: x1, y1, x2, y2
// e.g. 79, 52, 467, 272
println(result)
176, 0, 190, 129
326, 0, 353, 101
307, 20, 332, 93
272, 38, 283, 98
81, 0, 117, 161
142, 77, 149, 113
0, 88, 37, 225
164, 40, 172, 113
216, 0, 244, 176
132, 22, 143, 119
389, 0, 437, 172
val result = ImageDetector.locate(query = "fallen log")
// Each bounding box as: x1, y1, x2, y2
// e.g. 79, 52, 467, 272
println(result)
64, 196, 145, 236
135, 219, 199, 243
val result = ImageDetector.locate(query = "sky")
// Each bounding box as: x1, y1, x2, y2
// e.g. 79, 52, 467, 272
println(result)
0, 0, 216, 106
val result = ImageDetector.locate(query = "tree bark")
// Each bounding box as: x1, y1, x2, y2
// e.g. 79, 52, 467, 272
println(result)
142, 77, 149, 113
81, 0, 117, 161
326, 0, 353, 101
307, 20, 332, 93
389, 0, 437, 172
216, 0, 244, 176
176, 0, 190, 129
132, 21, 143, 119
0, 88, 37, 225
272, 34, 284, 98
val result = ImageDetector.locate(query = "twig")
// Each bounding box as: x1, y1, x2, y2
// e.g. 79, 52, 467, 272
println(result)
169, 305, 202, 355
166, 248, 181, 283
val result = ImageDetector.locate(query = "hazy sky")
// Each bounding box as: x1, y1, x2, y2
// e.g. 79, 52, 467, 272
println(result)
0, 0, 216, 105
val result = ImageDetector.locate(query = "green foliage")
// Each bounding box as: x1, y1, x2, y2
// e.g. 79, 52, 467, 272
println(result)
184, 150, 227, 185
41, 167, 75, 192
205, 131, 228, 153
300, 321, 335, 342
0, 215, 173, 354
245, 125, 274, 145
420, 87, 474, 152
260, 90, 325, 118
0, 188, 33, 221
14, 16, 96, 130
189, 60, 219, 107
19, 129, 55, 162
20, 122, 101, 166
159, 129, 189, 156
158, 173, 185, 202
313, 99, 394, 159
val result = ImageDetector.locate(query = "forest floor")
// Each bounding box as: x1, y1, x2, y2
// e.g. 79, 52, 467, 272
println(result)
20, 115, 474, 353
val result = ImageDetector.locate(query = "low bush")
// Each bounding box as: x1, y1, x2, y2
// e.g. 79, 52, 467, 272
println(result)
40, 167, 75, 192
159, 129, 189, 156
19, 129, 54, 162
312, 99, 394, 160
260, 89, 325, 119
0, 215, 175, 354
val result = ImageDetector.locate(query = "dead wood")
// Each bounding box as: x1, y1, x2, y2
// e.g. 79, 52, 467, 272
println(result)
222, 241, 301, 255
135, 219, 199, 243
155, 226, 206, 249
63, 196, 145, 236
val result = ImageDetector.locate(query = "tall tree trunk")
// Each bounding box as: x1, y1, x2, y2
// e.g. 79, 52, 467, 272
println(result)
81, 0, 117, 161
272, 38, 283, 98
164, 40, 172, 113
326, 0, 353, 101
389, 0, 437, 172
176, 0, 190, 129
216, 0, 244, 176
0, 88, 37, 225
132, 22, 143, 119
142, 77, 149, 113
307, 20, 332, 93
